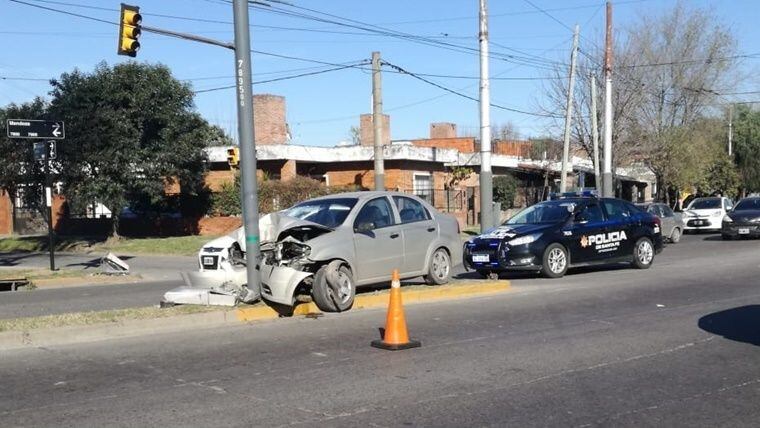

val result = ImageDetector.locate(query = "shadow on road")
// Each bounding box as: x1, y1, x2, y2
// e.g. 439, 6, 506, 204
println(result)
698, 305, 760, 346
454, 263, 633, 281
0, 252, 40, 267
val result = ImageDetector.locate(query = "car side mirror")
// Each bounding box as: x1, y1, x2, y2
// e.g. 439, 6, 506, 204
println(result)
354, 222, 374, 233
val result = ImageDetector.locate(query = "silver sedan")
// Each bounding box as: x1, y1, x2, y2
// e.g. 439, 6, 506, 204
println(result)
255, 191, 462, 312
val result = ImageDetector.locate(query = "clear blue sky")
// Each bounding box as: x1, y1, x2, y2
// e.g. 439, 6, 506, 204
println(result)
1, 0, 758, 146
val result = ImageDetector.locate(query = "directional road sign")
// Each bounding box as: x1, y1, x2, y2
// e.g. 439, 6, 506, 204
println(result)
6, 119, 65, 140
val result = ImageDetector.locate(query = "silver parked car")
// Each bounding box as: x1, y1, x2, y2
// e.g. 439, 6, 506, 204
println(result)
193, 191, 462, 312
638, 202, 684, 243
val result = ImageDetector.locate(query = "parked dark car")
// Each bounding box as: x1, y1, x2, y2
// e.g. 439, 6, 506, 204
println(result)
464, 192, 664, 278
722, 197, 760, 240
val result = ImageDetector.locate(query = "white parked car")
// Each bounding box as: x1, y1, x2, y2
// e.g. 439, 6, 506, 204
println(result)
682, 196, 733, 233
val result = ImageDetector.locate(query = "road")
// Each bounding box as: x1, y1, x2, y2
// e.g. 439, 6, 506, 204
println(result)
1, 233, 759, 426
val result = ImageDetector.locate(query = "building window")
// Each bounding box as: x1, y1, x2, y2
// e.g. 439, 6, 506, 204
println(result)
413, 172, 433, 204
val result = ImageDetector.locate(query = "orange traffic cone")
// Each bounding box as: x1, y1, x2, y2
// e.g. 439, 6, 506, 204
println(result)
371, 269, 421, 350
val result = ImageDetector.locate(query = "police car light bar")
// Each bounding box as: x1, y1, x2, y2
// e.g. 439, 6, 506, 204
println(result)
549, 190, 599, 200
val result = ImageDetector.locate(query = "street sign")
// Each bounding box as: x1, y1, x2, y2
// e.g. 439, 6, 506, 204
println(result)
32, 141, 56, 160
6, 119, 65, 140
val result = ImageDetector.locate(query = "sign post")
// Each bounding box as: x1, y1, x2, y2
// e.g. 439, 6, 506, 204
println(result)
6, 119, 64, 271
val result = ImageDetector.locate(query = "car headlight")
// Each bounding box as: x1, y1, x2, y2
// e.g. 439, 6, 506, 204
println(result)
723, 215, 733, 223
712, 211, 723, 217
507, 233, 540, 246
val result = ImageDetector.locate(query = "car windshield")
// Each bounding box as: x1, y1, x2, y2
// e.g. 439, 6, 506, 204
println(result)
688, 198, 721, 210
734, 199, 760, 211
506, 201, 573, 225
285, 198, 358, 228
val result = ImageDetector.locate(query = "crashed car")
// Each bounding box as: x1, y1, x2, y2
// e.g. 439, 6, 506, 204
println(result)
463, 192, 664, 278
192, 191, 462, 312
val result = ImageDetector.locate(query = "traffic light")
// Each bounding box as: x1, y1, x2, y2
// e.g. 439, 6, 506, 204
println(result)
118, 3, 142, 57
227, 147, 239, 168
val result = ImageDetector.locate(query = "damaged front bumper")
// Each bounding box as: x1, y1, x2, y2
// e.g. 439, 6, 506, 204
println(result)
259, 263, 313, 306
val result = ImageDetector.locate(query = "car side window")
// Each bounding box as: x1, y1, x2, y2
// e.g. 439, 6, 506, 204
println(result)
393, 196, 430, 224
354, 197, 395, 230
603, 200, 631, 222
578, 203, 605, 223
661, 205, 674, 217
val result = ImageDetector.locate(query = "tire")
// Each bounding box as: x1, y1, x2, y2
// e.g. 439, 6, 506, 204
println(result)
669, 228, 681, 244
541, 243, 568, 278
632, 237, 654, 269
312, 263, 355, 312
424, 248, 452, 285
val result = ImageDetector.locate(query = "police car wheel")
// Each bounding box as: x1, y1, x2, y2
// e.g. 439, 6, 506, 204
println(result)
541, 243, 568, 278
632, 237, 654, 269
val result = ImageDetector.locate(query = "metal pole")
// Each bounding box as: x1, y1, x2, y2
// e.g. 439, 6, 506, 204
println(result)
45, 140, 55, 271
560, 25, 580, 193
728, 104, 733, 156
233, 0, 260, 300
372, 51, 385, 191
590, 74, 601, 188
602, 1, 614, 197
478, 0, 494, 232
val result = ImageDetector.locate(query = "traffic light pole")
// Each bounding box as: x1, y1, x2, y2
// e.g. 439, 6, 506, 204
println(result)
232, 0, 261, 300
44, 140, 56, 271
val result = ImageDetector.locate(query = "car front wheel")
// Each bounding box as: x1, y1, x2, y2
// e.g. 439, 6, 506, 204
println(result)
312, 262, 355, 312
541, 243, 568, 278
669, 227, 681, 244
632, 237, 654, 269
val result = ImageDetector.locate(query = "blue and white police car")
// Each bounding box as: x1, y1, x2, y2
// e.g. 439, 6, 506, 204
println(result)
464, 192, 664, 278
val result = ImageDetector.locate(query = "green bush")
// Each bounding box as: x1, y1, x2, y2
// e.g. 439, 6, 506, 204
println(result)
493, 174, 518, 209
210, 175, 359, 216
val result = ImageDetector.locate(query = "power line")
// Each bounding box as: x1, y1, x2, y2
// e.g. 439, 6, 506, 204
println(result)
382, 60, 564, 118
0, 76, 51, 81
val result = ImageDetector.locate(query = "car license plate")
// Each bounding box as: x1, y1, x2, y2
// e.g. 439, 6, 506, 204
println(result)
472, 254, 490, 263
739, 228, 750, 235
203, 256, 214, 265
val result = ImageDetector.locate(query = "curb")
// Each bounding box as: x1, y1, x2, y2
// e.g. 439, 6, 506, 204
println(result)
0, 279, 510, 351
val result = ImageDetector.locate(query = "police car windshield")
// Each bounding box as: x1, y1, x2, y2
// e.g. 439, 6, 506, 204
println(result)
506, 201, 572, 225
688, 198, 721, 210
734, 198, 760, 211
285, 198, 357, 228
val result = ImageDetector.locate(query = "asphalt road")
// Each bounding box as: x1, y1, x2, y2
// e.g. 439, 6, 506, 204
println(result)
2, 233, 760, 426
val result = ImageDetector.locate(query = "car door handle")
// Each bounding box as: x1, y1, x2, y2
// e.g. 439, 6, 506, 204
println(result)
390, 233, 400, 239
427, 227, 436, 232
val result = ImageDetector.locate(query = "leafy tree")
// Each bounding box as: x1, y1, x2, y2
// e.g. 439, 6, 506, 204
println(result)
47, 61, 216, 236
733, 104, 760, 195
0, 98, 49, 224
698, 153, 739, 198
493, 174, 518, 209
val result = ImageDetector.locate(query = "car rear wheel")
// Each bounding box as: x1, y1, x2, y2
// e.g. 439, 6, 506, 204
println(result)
312, 262, 355, 312
669, 228, 681, 244
541, 243, 568, 278
424, 248, 451, 285
632, 237, 654, 269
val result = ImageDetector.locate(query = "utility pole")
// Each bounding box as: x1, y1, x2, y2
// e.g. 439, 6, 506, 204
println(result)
232, 0, 261, 300
560, 25, 580, 193
372, 51, 385, 191
478, 0, 494, 232
728, 104, 733, 156
590, 73, 601, 188
602, 1, 614, 197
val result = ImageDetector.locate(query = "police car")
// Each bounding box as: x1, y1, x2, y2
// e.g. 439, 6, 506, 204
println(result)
464, 192, 664, 278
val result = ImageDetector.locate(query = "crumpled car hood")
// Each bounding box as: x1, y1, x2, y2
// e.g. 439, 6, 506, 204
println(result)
229, 212, 332, 252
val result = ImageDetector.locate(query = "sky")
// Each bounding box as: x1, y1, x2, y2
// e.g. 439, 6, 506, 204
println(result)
1, 0, 759, 147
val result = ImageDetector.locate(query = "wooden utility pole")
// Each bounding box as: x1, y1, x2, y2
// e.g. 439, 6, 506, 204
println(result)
478, 0, 494, 231
602, 1, 614, 197
590, 73, 601, 187
372, 52, 385, 191
560, 25, 580, 193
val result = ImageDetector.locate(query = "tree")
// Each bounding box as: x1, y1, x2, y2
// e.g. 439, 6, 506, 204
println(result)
733, 104, 760, 195
0, 98, 49, 228
493, 121, 521, 141
544, 1, 738, 200
47, 62, 217, 237
493, 174, 518, 209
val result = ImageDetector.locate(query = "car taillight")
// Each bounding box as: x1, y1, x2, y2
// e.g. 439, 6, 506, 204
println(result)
653, 216, 661, 226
